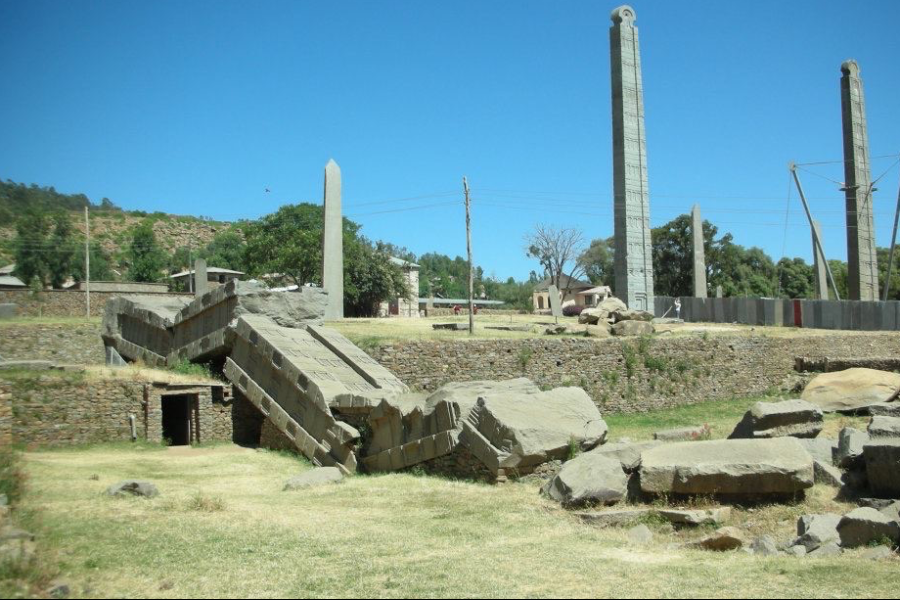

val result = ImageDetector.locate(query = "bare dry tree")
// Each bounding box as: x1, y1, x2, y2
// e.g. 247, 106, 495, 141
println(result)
525, 225, 587, 297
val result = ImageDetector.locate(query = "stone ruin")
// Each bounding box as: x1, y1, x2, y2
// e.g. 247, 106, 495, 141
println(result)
102, 280, 607, 478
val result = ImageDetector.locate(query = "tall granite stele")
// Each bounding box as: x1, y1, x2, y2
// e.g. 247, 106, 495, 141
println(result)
691, 205, 707, 298
840, 60, 879, 301
322, 159, 344, 320
610, 5, 654, 311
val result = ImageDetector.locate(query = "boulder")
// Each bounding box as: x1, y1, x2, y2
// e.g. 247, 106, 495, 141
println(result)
589, 441, 662, 472
578, 308, 606, 325
837, 507, 900, 548
868, 416, 900, 438
808, 542, 842, 558
283, 467, 344, 491
813, 460, 844, 488
543, 324, 569, 336
750, 536, 780, 556
639, 438, 814, 497
573, 508, 651, 528
836, 427, 869, 470
612, 320, 655, 337
653, 426, 710, 442
627, 524, 653, 545
611, 309, 654, 323
801, 369, 900, 413
692, 527, 746, 552
657, 507, 731, 527
879, 501, 900, 521
861, 546, 895, 560
870, 404, 900, 418
585, 323, 612, 339
542, 452, 627, 508
784, 545, 808, 557
729, 399, 824, 440
863, 440, 900, 498
795, 514, 842, 551
106, 480, 159, 499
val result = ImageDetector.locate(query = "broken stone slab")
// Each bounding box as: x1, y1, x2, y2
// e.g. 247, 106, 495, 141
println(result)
691, 527, 746, 551
784, 545, 808, 557
795, 514, 842, 551
729, 399, 824, 440
796, 438, 838, 464
879, 501, 900, 521
639, 438, 815, 498
656, 507, 731, 527
578, 307, 606, 325
801, 368, 900, 413
869, 404, 900, 417
541, 452, 627, 508
863, 440, 900, 498
627, 524, 653, 545
653, 426, 710, 442
588, 441, 662, 472
858, 498, 897, 511
572, 508, 652, 528
868, 416, 900, 438
612, 320, 655, 337
432, 323, 470, 331
611, 309, 654, 323
836, 427, 869, 470
837, 507, 900, 548
543, 324, 569, 336
813, 460, 844, 487
283, 467, 344, 491
585, 323, 612, 338
807, 542, 842, 558
106, 480, 159, 499
749, 536, 780, 556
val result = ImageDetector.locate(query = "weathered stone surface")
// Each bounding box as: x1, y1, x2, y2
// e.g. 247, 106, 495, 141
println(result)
573, 508, 651, 527
611, 309, 654, 323
433, 323, 470, 331
863, 440, 900, 498
542, 452, 627, 508
838, 507, 900, 548
0, 303, 17, 320
879, 501, 900, 521
578, 307, 605, 325
784, 545, 807, 557
813, 459, 844, 487
589, 440, 661, 472
869, 403, 900, 417
691, 204, 708, 298
801, 369, 900, 413
322, 159, 343, 320
861, 546, 894, 560
796, 438, 838, 464
283, 467, 344, 491
692, 527, 746, 552
106, 480, 159, 498
836, 427, 869, 469
627, 524, 653, 545
639, 438, 815, 497
657, 507, 731, 527
612, 320, 655, 337
868, 416, 900, 438
729, 399, 824, 440
653, 426, 709, 442
585, 323, 612, 339
808, 542, 842, 558
750, 536, 780, 556
796, 514, 842, 551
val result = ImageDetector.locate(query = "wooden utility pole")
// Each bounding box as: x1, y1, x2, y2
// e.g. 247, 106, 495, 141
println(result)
790, 163, 841, 300
464, 176, 474, 335
84, 206, 91, 319
883, 175, 900, 301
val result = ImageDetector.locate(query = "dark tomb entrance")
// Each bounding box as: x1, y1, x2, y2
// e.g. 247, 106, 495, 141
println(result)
161, 395, 193, 446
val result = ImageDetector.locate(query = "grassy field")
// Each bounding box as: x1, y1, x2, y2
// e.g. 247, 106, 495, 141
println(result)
11, 396, 895, 599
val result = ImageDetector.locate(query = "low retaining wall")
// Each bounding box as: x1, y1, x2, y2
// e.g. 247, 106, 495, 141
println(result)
371, 332, 900, 413
656, 296, 900, 332
0, 290, 192, 319
0, 322, 105, 364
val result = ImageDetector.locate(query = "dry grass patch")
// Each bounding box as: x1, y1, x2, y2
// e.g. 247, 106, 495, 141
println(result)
20, 445, 900, 598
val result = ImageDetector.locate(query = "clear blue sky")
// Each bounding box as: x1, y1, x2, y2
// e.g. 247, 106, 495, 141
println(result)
2, 0, 899, 281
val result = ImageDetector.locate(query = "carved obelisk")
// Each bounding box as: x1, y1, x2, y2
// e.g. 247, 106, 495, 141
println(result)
812, 220, 829, 300
322, 159, 344, 320
610, 5, 654, 311
691, 205, 707, 298
840, 60, 879, 301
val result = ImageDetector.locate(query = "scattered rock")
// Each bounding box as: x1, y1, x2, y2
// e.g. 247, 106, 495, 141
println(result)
796, 514, 842, 551
878, 501, 900, 521
588, 441, 661, 472
692, 527, 746, 552
807, 542, 842, 558
652, 426, 710, 442
0, 527, 37, 563
813, 460, 844, 488
106, 480, 159, 498
863, 440, 900, 498
612, 320, 655, 337
639, 438, 815, 498
657, 508, 731, 527
611, 309, 654, 323
573, 508, 652, 528
585, 323, 612, 339
836, 427, 869, 470
801, 368, 900, 413
796, 438, 838, 464
750, 536, 780, 556
578, 308, 606, 325
861, 546, 895, 561
283, 467, 344, 491
432, 323, 470, 331
869, 404, 900, 417
784, 545, 808, 557
543, 324, 569, 336
868, 416, 900, 438
837, 507, 900, 548
542, 452, 627, 508
729, 399, 824, 440
45, 581, 71, 599
858, 498, 896, 511
627, 524, 653, 545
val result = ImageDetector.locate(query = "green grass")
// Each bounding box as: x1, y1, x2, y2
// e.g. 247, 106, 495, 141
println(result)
0, 317, 101, 327
15, 442, 900, 598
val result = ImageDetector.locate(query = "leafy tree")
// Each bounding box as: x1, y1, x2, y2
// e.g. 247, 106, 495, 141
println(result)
524, 225, 586, 295
579, 237, 615, 292
127, 221, 167, 282
345, 241, 410, 317
877, 247, 900, 300
46, 212, 77, 288
201, 230, 246, 272
776, 257, 814, 299
71, 242, 115, 282
13, 209, 51, 287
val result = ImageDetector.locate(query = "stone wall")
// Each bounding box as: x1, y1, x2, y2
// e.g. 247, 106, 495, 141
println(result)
370, 332, 900, 414
0, 322, 105, 364
425, 308, 523, 317
0, 290, 192, 319
2, 372, 238, 448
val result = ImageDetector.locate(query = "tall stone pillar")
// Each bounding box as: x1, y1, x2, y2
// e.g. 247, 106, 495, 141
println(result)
841, 60, 879, 301
610, 5, 654, 311
691, 204, 707, 298
194, 258, 208, 298
322, 159, 344, 320
812, 220, 829, 300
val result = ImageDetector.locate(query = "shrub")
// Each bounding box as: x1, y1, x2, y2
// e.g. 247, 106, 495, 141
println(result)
563, 305, 584, 317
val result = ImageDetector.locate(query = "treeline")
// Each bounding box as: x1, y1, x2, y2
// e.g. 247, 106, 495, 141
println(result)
0, 179, 121, 225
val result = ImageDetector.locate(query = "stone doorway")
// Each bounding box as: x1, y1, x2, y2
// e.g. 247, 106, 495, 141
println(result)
161, 395, 194, 446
